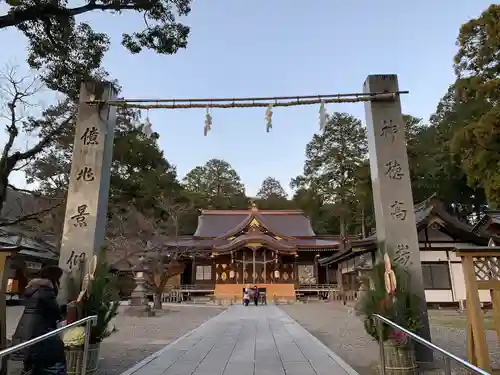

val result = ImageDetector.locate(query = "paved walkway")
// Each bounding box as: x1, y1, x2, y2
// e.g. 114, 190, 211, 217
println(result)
120, 305, 359, 375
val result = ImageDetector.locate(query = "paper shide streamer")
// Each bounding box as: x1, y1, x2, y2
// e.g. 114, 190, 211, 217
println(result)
204, 107, 212, 136
265, 104, 273, 132
141, 110, 153, 138
319, 100, 327, 131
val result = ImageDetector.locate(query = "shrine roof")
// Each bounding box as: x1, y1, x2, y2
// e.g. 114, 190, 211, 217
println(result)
354, 195, 483, 244
0, 188, 58, 261
193, 209, 316, 237
472, 211, 500, 236
318, 195, 488, 266
159, 236, 341, 252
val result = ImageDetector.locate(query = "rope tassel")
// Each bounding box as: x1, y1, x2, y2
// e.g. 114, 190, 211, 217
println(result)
265, 104, 273, 132
319, 100, 327, 131
142, 117, 153, 138
204, 107, 212, 136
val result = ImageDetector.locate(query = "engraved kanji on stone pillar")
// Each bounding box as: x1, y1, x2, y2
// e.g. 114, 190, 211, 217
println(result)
363, 74, 433, 364
58, 81, 117, 301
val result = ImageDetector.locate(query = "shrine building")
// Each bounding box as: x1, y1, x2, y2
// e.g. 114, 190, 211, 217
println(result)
162, 204, 342, 301
319, 195, 499, 307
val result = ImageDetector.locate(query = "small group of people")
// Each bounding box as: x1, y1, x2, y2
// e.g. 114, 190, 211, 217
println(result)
243, 285, 260, 306
12, 265, 68, 375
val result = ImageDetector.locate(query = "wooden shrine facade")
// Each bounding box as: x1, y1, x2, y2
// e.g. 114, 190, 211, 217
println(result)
318, 195, 500, 306
163, 206, 342, 300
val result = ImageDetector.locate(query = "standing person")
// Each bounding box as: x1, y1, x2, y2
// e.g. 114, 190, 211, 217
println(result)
253, 285, 259, 306
248, 286, 255, 306
14, 265, 67, 375
243, 287, 250, 306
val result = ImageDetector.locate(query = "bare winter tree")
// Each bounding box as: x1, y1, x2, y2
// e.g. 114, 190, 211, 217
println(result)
0, 66, 73, 374
145, 199, 193, 309
105, 200, 199, 310
0, 65, 74, 226
105, 206, 153, 268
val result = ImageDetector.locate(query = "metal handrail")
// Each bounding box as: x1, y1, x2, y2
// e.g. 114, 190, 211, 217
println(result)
374, 314, 489, 375
0, 315, 98, 375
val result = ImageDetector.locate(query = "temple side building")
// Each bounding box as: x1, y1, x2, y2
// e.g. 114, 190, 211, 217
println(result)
319, 196, 496, 306
164, 204, 342, 301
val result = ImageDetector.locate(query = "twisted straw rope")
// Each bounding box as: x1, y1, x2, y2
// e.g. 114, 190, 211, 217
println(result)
88, 92, 405, 110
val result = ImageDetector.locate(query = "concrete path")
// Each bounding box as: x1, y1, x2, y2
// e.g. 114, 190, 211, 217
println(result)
120, 305, 359, 375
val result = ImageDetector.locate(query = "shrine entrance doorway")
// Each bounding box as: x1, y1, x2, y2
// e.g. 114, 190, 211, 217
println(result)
241, 247, 275, 285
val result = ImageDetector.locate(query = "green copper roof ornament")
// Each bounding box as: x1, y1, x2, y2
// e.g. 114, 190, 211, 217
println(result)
204, 107, 212, 136
265, 104, 273, 132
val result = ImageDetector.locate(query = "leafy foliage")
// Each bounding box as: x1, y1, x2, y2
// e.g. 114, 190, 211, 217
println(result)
183, 159, 247, 209
292, 112, 367, 236
291, 188, 339, 234
445, 5, 500, 208
66, 250, 119, 344
257, 177, 288, 200
356, 255, 422, 342
0, 67, 75, 215
2, 0, 192, 97
26, 107, 182, 246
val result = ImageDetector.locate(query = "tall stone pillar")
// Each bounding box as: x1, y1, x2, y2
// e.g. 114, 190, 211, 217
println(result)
58, 81, 117, 302
363, 75, 433, 364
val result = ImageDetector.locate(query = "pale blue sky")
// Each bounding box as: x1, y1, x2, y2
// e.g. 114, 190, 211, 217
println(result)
0, 1, 493, 197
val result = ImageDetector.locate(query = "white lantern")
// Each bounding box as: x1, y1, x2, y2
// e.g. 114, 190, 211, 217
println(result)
274, 270, 280, 279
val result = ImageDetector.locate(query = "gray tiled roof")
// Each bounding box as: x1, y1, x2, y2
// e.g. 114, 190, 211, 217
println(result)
194, 210, 315, 237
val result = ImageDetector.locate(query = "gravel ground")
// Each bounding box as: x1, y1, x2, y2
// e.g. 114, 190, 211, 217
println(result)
99, 305, 225, 375
5, 304, 225, 375
281, 302, 500, 375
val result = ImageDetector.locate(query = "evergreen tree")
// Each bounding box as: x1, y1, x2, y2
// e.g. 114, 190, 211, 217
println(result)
183, 159, 247, 210
291, 112, 367, 237
449, 4, 500, 208
257, 177, 288, 200
1, 1, 192, 98
25, 107, 181, 241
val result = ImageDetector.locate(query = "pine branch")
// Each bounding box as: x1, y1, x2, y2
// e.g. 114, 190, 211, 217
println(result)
0, 2, 141, 30
11, 110, 76, 163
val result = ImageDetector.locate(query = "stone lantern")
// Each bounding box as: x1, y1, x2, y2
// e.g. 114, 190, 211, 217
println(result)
125, 255, 155, 317
354, 254, 373, 299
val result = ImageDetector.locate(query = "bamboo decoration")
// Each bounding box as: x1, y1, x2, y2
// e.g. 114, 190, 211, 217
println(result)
384, 253, 397, 295
77, 255, 97, 303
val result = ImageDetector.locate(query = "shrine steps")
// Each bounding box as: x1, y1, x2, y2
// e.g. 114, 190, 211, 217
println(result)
214, 283, 296, 302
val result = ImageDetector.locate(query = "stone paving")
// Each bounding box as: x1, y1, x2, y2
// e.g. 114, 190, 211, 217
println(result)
99, 305, 226, 375
281, 302, 500, 375
120, 305, 359, 375
5, 305, 225, 375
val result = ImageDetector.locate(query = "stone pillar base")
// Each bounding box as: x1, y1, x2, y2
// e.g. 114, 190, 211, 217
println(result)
125, 305, 155, 317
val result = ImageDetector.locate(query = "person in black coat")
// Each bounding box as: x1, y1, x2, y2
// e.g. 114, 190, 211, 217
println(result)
252, 285, 259, 306
12, 265, 66, 375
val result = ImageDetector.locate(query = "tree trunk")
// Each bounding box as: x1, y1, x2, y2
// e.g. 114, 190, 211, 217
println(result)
0, 176, 9, 214
0, 254, 9, 375
361, 207, 367, 238
339, 216, 346, 240
153, 292, 162, 310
